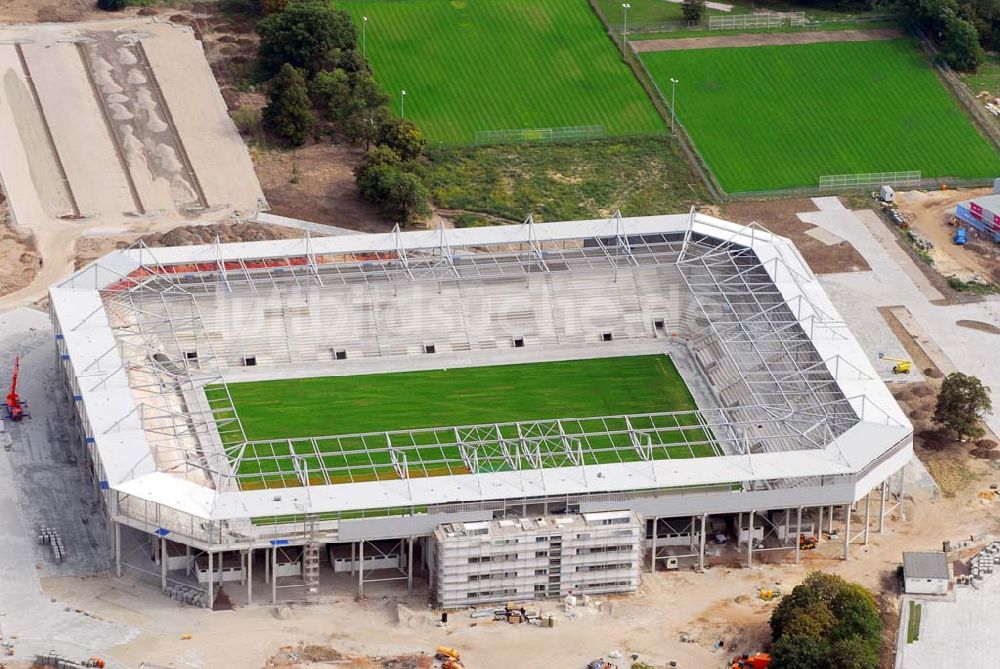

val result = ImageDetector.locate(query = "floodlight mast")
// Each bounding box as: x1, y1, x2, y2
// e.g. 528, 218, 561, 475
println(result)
621, 3, 631, 53
362, 16, 368, 59
670, 78, 679, 136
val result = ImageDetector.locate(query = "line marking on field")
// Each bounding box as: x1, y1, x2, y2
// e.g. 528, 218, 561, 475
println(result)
631, 28, 903, 53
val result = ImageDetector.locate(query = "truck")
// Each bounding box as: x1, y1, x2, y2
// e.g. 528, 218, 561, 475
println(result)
954, 227, 967, 245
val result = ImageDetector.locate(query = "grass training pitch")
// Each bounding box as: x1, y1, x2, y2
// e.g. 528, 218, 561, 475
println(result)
209, 355, 717, 488
641, 39, 1000, 192
336, 0, 664, 144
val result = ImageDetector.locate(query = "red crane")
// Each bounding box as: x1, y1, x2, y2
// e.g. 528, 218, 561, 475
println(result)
6, 354, 25, 421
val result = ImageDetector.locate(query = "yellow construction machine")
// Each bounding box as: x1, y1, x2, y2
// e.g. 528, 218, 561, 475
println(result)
878, 352, 912, 375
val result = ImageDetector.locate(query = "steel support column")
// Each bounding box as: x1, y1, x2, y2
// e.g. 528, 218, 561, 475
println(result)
407, 537, 414, 593
206, 551, 214, 609
114, 522, 121, 578
746, 510, 754, 567
817, 506, 824, 539
160, 537, 167, 592
358, 540, 365, 597
650, 517, 657, 573
247, 547, 253, 604
271, 547, 277, 604
879, 480, 887, 533
795, 507, 802, 564
843, 504, 851, 561
864, 491, 872, 545
699, 513, 707, 571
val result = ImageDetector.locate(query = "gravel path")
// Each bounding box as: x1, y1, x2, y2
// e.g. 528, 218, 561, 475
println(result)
631, 28, 903, 52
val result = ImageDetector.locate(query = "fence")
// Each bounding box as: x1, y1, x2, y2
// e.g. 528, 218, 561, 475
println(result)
708, 12, 805, 31
917, 32, 1000, 152
474, 125, 604, 146
819, 171, 922, 193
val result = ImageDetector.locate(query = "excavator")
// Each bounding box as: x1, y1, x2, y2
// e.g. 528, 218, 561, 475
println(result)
878, 352, 912, 375
4, 355, 26, 421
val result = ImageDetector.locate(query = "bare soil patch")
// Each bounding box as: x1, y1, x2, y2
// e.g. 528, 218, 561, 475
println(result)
895, 189, 1000, 285
0, 199, 40, 297
632, 28, 903, 53
252, 142, 388, 233
722, 199, 870, 274
265, 642, 432, 669
74, 222, 308, 269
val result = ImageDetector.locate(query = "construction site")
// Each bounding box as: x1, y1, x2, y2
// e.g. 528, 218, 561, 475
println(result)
2, 8, 1000, 669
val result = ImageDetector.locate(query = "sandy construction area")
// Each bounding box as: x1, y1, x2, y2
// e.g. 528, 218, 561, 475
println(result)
0, 17, 267, 306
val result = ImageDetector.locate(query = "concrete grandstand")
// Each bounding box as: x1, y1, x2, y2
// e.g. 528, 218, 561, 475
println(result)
49, 211, 913, 608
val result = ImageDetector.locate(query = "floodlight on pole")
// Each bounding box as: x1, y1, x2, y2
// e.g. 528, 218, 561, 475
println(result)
401, 89, 407, 119
362, 16, 368, 60
670, 78, 679, 136
621, 3, 631, 53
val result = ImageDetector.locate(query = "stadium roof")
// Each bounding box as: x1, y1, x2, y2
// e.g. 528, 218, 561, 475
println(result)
51, 212, 911, 522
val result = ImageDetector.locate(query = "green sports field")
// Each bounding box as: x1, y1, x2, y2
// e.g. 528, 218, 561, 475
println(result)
335, 0, 664, 144
640, 39, 1000, 192
209, 355, 717, 488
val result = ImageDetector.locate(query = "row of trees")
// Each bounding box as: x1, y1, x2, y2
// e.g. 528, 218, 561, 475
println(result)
769, 572, 882, 669
897, 0, 989, 70
256, 1, 430, 224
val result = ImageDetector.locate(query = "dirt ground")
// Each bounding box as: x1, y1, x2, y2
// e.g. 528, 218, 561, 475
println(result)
252, 142, 388, 232
722, 198, 870, 274
895, 188, 1000, 284
73, 221, 311, 269
632, 28, 903, 52
0, 198, 39, 296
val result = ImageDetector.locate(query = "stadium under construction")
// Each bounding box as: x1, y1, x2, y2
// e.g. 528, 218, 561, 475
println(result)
49, 211, 913, 609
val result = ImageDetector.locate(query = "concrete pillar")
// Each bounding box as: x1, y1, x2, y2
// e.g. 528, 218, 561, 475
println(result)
690, 515, 696, 550
206, 551, 214, 609
264, 546, 270, 584
784, 508, 790, 545
746, 510, 754, 568
114, 522, 121, 578
160, 537, 167, 592
699, 513, 707, 571
864, 491, 872, 545
843, 504, 851, 561
899, 469, 907, 520
795, 507, 802, 565
817, 506, 824, 539
358, 540, 365, 597
828, 506, 834, 534
407, 537, 414, 593
185, 543, 192, 576
650, 517, 657, 573
351, 542, 356, 576
271, 547, 277, 604
736, 512, 742, 545
247, 548, 253, 604
879, 480, 887, 533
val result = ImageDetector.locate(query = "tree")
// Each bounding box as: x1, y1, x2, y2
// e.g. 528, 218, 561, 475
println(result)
682, 0, 707, 24
310, 68, 352, 120
354, 155, 430, 226
257, 2, 356, 79
258, 0, 290, 16
97, 0, 126, 11
377, 117, 427, 161
941, 13, 984, 70
262, 64, 316, 146
934, 372, 993, 440
769, 572, 881, 669
383, 170, 431, 225
769, 634, 827, 669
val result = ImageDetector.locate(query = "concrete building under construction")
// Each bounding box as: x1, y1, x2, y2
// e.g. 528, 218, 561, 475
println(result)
48, 212, 912, 608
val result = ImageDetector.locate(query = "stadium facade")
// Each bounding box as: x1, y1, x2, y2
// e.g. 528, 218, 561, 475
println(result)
49, 211, 912, 608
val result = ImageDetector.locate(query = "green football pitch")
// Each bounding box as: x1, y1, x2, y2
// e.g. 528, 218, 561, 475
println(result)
335, 0, 664, 144
640, 39, 1000, 192
208, 355, 718, 489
